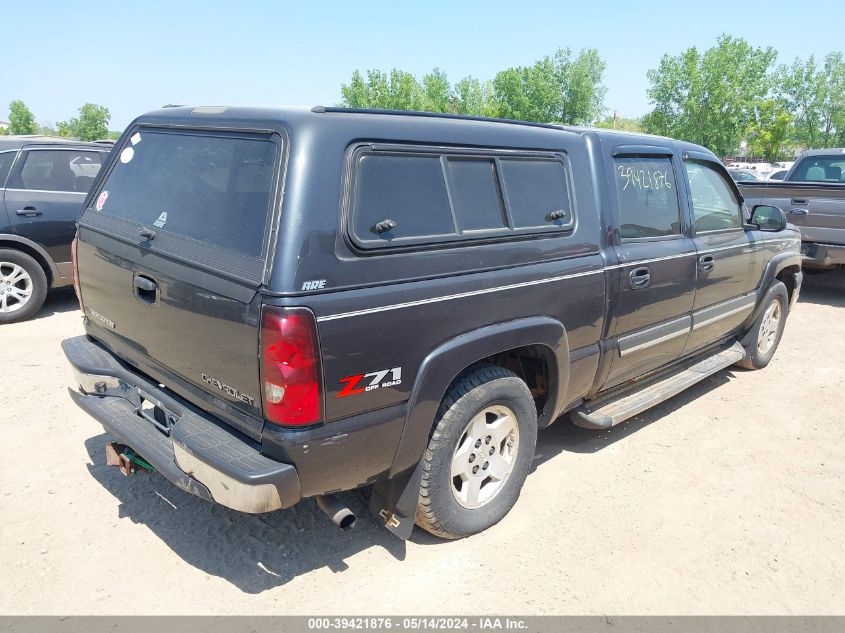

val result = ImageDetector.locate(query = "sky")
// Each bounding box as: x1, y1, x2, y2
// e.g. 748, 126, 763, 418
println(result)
2, 0, 843, 131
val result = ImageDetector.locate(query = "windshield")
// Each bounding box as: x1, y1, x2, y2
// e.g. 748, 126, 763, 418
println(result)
93, 129, 278, 258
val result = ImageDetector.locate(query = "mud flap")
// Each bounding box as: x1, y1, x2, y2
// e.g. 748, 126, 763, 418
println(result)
368, 461, 424, 540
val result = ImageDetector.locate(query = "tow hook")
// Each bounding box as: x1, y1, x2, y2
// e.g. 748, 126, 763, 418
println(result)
105, 442, 155, 476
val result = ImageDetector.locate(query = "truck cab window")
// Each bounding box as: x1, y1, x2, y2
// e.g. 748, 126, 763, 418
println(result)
684, 161, 742, 232
614, 157, 681, 239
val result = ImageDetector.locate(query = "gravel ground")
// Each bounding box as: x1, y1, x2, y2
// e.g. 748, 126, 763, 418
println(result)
1, 272, 844, 615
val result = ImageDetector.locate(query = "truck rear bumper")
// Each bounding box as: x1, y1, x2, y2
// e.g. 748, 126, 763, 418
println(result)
63, 335, 301, 513
802, 242, 845, 269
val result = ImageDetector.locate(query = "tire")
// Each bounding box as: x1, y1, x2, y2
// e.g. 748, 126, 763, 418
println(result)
416, 364, 537, 539
736, 281, 789, 370
0, 249, 48, 324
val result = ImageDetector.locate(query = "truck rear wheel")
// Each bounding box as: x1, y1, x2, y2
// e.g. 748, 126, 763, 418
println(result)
0, 249, 48, 324
736, 281, 788, 370
415, 364, 537, 539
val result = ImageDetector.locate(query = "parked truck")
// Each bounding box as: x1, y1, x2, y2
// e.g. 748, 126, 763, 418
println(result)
739, 148, 845, 272
64, 106, 802, 540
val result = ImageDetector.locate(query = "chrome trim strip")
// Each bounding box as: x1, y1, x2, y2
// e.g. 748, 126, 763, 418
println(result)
316, 268, 603, 322
18, 146, 103, 152
604, 240, 790, 272
316, 239, 796, 322
620, 327, 689, 356
4, 188, 86, 195
617, 315, 691, 357
692, 294, 757, 330
604, 252, 696, 270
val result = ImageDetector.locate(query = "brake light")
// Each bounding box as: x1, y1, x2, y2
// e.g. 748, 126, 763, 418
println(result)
260, 306, 322, 426
70, 236, 83, 310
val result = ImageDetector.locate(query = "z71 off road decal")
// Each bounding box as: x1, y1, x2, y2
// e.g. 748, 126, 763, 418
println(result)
337, 367, 402, 398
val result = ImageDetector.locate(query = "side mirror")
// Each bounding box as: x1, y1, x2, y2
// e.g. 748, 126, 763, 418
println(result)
749, 204, 787, 232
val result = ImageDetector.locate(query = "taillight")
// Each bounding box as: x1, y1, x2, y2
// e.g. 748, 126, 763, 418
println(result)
260, 306, 322, 427
71, 236, 83, 310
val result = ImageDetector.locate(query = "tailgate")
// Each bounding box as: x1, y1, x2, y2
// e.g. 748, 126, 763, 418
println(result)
76, 127, 282, 439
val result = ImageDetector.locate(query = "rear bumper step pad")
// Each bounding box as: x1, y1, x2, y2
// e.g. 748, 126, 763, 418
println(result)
63, 335, 301, 513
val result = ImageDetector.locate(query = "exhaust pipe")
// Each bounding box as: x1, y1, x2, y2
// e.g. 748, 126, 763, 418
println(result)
315, 494, 357, 531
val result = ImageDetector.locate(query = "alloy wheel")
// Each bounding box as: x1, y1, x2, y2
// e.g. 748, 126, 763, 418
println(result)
757, 299, 782, 355
450, 405, 520, 509
0, 262, 34, 314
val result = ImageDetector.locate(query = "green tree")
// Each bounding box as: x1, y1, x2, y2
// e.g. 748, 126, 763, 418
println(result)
492, 48, 606, 124
642, 35, 776, 156
8, 100, 37, 135
341, 69, 423, 111
594, 114, 643, 133
339, 49, 605, 124
453, 76, 495, 116
746, 99, 793, 160
492, 57, 559, 122
57, 103, 111, 141
776, 52, 845, 148
836, 109, 845, 146
420, 68, 452, 113
556, 48, 607, 124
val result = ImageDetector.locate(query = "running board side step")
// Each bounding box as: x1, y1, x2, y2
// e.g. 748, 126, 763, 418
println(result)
571, 341, 746, 430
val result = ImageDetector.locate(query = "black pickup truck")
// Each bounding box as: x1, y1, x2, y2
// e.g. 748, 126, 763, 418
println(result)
63, 106, 802, 540
739, 148, 845, 271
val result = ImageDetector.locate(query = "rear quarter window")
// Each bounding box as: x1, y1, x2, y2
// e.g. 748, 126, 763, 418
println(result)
349, 147, 574, 248
0, 151, 15, 187
94, 130, 278, 258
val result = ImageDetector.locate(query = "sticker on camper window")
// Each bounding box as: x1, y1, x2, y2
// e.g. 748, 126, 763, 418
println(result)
95, 190, 108, 211
130, 132, 142, 146
120, 147, 135, 164
153, 212, 168, 228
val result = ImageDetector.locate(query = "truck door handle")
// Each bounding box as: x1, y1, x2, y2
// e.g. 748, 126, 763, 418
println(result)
788, 208, 808, 216
629, 266, 651, 289
699, 254, 715, 272
791, 198, 808, 205
133, 274, 158, 303
16, 207, 42, 217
